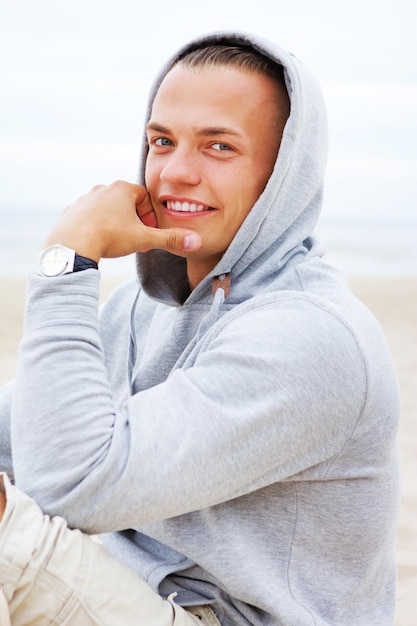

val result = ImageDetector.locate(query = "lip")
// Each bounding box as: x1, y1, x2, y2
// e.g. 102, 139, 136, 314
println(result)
159, 196, 216, 218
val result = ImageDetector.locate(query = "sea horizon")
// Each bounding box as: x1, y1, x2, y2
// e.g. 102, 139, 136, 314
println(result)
0, 205, 416, 279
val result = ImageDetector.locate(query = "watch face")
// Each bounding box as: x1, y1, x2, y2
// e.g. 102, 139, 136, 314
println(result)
40, 245, 72, 276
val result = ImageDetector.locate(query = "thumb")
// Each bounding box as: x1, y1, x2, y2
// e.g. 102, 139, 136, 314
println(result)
138, 225, 202, 254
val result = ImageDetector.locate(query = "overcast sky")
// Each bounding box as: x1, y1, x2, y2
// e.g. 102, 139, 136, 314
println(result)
1, 0, 416, 226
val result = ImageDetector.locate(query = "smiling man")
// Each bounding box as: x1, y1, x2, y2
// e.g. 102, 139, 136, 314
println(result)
0, 34, 399, 626
145, 56, 289, 288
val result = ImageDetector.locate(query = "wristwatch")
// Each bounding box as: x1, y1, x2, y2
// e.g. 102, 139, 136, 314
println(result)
38, 244, 98, 277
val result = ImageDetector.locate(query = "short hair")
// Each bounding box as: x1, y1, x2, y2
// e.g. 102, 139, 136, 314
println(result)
175, 44, 287, 93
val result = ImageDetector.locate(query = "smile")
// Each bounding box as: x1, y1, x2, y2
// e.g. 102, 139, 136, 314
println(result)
166, 200, 213, 213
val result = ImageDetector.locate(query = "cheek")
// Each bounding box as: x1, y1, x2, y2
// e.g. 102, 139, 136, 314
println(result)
144, 163, 152, 189
144, 156, 158, 191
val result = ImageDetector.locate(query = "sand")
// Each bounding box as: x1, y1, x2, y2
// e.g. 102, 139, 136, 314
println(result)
0, 274, 416, 622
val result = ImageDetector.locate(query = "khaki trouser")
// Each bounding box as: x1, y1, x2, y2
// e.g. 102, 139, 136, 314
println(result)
0, 473, 221, 626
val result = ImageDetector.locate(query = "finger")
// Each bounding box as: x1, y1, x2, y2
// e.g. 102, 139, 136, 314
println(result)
137, 202, 157, 228
130, 183, 150, 209
131, 185, 158, 228
140, 210, 158, 228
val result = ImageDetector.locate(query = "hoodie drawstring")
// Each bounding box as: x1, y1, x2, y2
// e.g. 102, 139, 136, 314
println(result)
197, 273, 231, 339
211, 274, 231, 299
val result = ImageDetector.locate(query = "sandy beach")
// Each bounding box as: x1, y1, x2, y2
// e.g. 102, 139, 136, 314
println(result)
0, 274, 416, 623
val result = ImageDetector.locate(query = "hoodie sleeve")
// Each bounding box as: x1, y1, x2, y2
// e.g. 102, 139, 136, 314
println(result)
11, 272, 374, 533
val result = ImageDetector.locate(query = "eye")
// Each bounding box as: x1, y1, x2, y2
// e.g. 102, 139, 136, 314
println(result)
147, 136, 174, 151
211, 142, 232, 151
154, 137, 173, 147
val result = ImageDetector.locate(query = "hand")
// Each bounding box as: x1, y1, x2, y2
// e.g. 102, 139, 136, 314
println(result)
43, 181, 202, 262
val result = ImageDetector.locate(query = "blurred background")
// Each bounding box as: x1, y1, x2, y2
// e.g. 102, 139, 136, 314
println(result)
0, 0, 416, 277
0, 3, 416, 621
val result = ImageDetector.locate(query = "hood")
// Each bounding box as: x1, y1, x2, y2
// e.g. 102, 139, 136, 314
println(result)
136, 31, 328, 305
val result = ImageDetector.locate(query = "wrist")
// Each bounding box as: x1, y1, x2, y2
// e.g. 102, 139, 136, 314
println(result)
43, 235, 101, 264
38, 245, 99, 277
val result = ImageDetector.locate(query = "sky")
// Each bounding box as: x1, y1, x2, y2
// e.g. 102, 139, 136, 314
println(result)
0, 0, 416, 274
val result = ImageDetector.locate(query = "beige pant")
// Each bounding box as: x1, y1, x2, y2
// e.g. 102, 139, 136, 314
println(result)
0, 473, 221, 626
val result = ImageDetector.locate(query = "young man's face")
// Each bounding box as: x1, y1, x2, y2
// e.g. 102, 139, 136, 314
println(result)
145, 63, 289, 284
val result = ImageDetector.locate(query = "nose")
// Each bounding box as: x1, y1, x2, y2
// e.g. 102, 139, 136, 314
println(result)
159, 146, 201, 186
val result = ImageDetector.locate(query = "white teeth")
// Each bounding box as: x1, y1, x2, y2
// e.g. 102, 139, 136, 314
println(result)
167, 201, 208, 212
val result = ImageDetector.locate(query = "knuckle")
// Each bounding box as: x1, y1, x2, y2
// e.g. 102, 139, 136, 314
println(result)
110, 179, 127, 191
90, 184, 104, 193
166, 231, 178, 250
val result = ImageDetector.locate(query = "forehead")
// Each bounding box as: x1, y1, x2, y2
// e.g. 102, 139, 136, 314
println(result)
149, 65, 281, 128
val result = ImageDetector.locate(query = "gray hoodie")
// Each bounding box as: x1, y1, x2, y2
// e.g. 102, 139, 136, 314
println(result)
3, 32, 400, 625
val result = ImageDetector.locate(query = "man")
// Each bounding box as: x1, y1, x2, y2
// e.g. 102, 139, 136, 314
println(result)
0, 33, 400, 625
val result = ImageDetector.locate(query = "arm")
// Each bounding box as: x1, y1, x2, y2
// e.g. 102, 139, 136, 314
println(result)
11, 280, 367, 533
10, 180, 370, 533
10, 180, 200, 517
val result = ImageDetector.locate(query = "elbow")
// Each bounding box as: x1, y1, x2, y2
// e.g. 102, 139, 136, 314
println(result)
15, 469, 108, 534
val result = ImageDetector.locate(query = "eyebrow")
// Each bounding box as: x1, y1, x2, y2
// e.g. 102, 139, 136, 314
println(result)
146, 122, 170, 134
146, 122, 242, 138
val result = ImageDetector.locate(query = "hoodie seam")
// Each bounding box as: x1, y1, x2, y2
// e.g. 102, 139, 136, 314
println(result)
286, 484, 318, 625
294, 266, 307, 291
321, 334, 369, 480
290, 270, 370, 477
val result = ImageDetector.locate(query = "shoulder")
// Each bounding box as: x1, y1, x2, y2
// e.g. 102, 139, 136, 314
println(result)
212, 289, 365, 351
201, 288, 381, 405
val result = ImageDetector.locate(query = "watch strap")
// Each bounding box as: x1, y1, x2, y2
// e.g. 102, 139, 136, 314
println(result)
73, 254, 99, 272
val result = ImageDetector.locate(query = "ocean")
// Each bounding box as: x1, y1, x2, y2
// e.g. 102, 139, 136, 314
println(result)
0, 205, 416, 278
